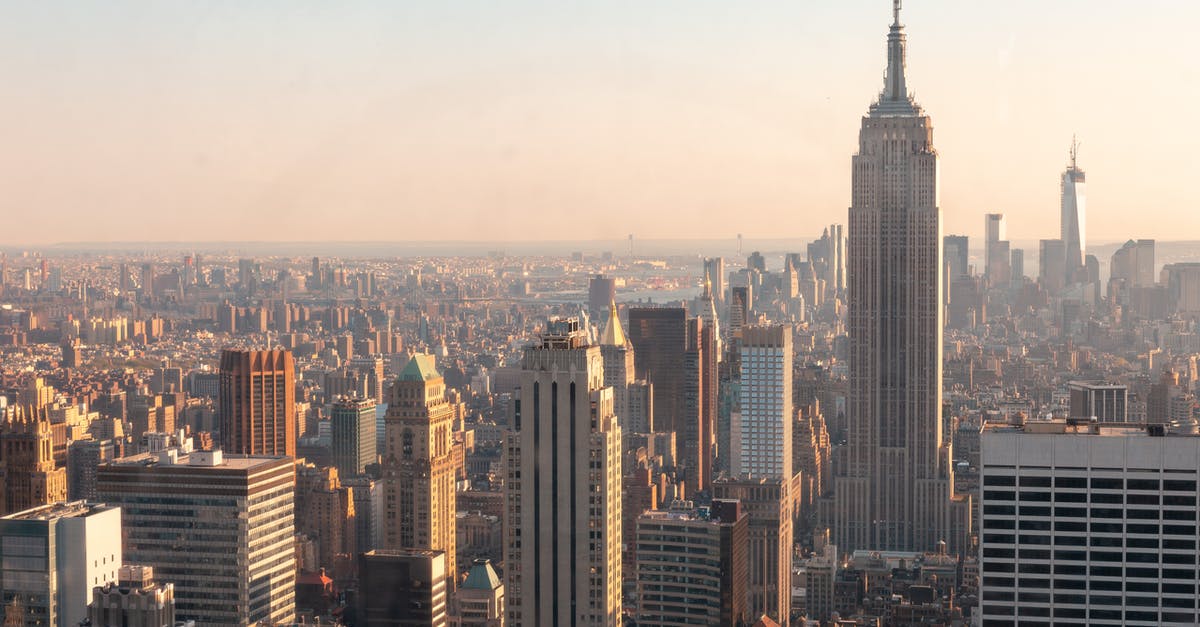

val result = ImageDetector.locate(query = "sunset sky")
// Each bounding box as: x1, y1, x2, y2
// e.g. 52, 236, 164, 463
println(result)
3, 1, 1196, 246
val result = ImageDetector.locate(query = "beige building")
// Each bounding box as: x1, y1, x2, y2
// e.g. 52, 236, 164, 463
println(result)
834, 1, 963, 555
383, 354, 458, 591
504, 318, 623, 626
88, 565, 175, 627
712, 477, 792, 625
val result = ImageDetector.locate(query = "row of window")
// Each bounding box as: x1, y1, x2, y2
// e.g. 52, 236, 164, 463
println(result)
984, 475, 1197, 491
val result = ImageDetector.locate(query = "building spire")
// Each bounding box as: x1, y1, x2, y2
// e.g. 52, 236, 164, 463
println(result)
883, 0, 908, 103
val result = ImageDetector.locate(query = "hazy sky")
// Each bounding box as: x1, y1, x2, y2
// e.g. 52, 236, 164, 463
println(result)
2, 1, 1197, 246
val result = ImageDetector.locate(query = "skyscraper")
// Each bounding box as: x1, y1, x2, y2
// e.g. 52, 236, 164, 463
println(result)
703, 257, 726, 302
834, 1, 959, 554
599, 300, 653, 436
0, 501, 122, 627
218, 348, 296, 457
1038, 239, 1067, 294
1061, 138, 1087, 283
732, 324, 793, 480
627, 308, 715, 495
97, 448, 297, 626
0, 405, 68, 516
382, 354, 458, 592
331, 395, 377, 478
504, 318, 622, 626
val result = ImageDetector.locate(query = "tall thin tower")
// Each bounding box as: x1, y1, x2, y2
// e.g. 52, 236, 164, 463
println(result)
834, 1, 957, 554
382, 354, 458, 593
1061, 137, 1087, 283
504, 318, 622, 626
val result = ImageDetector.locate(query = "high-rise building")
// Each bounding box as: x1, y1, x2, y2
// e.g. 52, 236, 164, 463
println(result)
1110, 239, 1156, 300
703, 257, 726, 302
0, 405, 68, 516
382, 354, 458, 591
97, 448, 297, 626
943, 235, 969, 279
1039, 239, 1067, 294
1010, 248, 1025, 285
712, 477, 791, 624
732, 324, 793, 480
984, 213, 1009, 285
357, 549, 448, 627
1061, 139, 1087, 283
588, 274, 617, 319
599, 301, 653, 436
0, 501, 122, 627
218, 348, 296, 457
627, 308, 715, 495
88, 565, 176, 627
634, 499, 748, 627
504, 318, 622, 626
979, 420, 1200, 626
1067, 381, 1129, 422
331, 395, 377, 478
834, 2, 959, 554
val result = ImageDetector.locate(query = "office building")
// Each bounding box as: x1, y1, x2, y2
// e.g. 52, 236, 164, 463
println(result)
588, 274, 617, 318
979, 420, 1200, 626
331, 395, 377, 478
627, 308, 715, 494
984, 214, 1010, 285
1061, 139, 1087, 283
834, 2, 960, 554
712, 477, 791, 624
97, 448, 296, 626
634, 499, 748, 627
383, 354, 458, 590
357, 549, 448, 627
451, 558, 504, 627
0, 501, 122, 627
87, 565, 176, 627
504, 318, 622, 626
732, 324, 793, 480
704, 257, 726, 302
0, 405, 68, 516
218, 348, 296, 457
1039, 239, 1067, 294
943, 235, 969, 279
599, 300, 654, 436
1067, 381, 1128, 423
67, 438, 117, 502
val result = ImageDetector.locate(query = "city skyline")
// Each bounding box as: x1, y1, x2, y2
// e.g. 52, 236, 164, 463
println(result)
3, 1, 1197, 245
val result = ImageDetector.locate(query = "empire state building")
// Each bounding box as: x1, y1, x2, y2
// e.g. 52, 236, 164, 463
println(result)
833, 1, 966, 554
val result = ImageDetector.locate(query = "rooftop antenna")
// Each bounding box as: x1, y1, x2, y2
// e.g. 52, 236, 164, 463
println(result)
1070, 135, 1080, 169
893, 0, 902, 26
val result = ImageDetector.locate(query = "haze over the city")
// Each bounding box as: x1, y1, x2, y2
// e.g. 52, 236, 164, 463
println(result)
3, 0, 1196, 245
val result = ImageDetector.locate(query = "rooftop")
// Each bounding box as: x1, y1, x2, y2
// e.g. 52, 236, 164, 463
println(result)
2, 500, 115, 521
399, 353, 440, 382
983, 419, 1189, 438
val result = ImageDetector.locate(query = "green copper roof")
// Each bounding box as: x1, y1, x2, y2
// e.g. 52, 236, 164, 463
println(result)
461, 559, 502, 590
399, 354, 440, 382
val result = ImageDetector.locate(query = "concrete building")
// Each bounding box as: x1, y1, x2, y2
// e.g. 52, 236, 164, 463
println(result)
87, 565, 175, 627
504, 318, 622, 626
357, 549, 447, 627
733, 324, 793, 480
1039, 239, 1068, 294
218, 348, 296, 457
382, 354, 458, 591
712, 477, 792, 625
1067, 381, 1128, 422
979, 420, 1200, 626
834, 2, 961, 555
331, 395, 377, 478
634, 499, 748, 627
0, 501, 122, 627
97, 448, 296, 626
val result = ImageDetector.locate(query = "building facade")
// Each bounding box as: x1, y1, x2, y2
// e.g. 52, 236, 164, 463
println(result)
218, 348, 296, 457
382, 354, 458, 591
834, 2, 959, 554
87, 565, 175, 627
97, 449, 296, 626
357, 549, 448, 627
979, 421, 1200, 626
0, 501, 122, 627
331, 395, 377, 478
504, 319, 622, 626
733, 324, 793, 480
